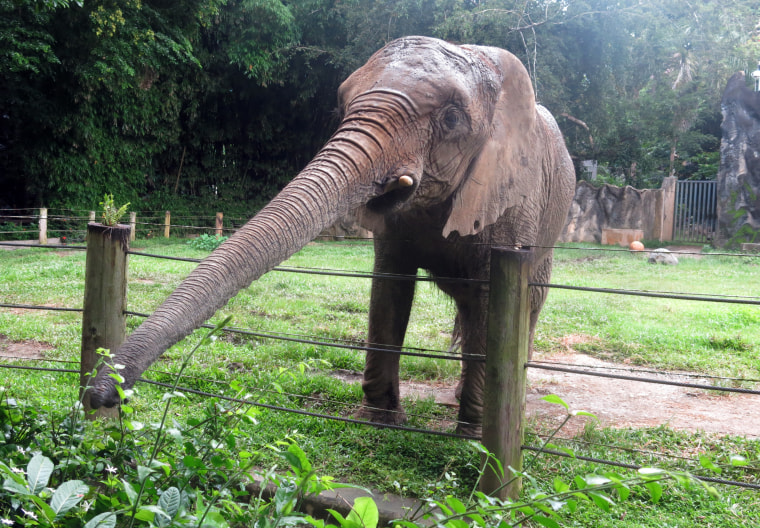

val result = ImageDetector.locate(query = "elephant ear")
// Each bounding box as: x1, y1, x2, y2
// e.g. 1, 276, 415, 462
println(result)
443, 46, 542, 238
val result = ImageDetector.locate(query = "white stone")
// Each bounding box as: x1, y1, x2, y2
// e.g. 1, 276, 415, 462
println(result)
647, 248, 678, 265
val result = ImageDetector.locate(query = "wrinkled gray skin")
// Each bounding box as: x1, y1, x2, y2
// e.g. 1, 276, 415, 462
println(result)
91, 36, 575, 436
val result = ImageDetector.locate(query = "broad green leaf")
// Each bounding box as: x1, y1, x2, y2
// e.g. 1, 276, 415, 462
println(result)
124, 420, 144, 431
50, 480, 89, 518
326, 508, 354, 528
553, 478, 570, 493
137, 465, 154, 483
517, 505, 536, 516
30, 495, 57, 521
274, 481, 297, 515
0, 462, 27, 486
730, 455, 748, 467
393, 521, 421, 528
134, 508, 155, 522
198, 510, 229, 528
614, 483, 631, 501
585, 474, 611, 486
588, 491, 614, 512
445, 496, 467, 515
699, 455, 721, 474
570, 410, 597, 419
182, 455, 204, 469
4, 477, 32, 496
121, 478, 138, 505
142, 505, 171, 527
540, 394, 569, 410
158, 486, 181, 518
637, 467, 666, 479
84, 512, 117, 528
645, 481, 663, 504
27, 454, 54, 494
286, 443, 312, 476
532, 515, 561, 528
532, 501, 557, 516
347, 497, 379, 528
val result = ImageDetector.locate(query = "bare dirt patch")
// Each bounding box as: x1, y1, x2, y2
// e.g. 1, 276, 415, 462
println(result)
0, 334, 51, 361
525, 351, 758, 439
334, 344, 759, 439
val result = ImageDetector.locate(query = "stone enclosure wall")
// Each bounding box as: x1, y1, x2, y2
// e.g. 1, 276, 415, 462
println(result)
559, 178, 676, 244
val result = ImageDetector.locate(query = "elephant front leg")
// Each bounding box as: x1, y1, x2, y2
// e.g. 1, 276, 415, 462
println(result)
355, 253, 416, 425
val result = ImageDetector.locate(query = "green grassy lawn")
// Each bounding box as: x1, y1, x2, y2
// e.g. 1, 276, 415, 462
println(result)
0, 239, 758, 526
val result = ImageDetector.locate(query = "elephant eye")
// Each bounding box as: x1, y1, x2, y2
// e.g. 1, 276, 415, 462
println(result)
442, 107, 464, 130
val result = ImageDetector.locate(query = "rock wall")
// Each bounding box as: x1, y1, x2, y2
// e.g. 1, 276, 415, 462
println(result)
717, 72, 760, 246
559, 181, 665, 243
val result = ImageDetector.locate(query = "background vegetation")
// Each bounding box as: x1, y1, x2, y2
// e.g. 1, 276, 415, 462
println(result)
3, 0, 760, 216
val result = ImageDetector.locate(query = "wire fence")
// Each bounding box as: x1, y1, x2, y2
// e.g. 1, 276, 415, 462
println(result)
0, 212, 758, 493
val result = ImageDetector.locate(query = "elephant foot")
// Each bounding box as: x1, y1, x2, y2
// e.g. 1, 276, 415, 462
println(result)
455, 422, 482, 438
354, 403, 407, 426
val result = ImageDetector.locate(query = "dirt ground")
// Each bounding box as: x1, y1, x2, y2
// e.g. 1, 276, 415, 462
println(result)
2, 332, 757, 439
394, 347, 760, 439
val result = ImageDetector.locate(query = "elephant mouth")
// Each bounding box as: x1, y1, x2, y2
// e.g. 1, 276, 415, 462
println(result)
367, 174, 417, 212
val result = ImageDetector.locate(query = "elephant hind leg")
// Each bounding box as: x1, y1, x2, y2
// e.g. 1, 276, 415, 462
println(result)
528, 251, 554, 358
450, 297, 488, 437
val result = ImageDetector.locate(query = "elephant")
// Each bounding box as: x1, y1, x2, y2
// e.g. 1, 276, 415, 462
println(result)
90, 36, 575, 436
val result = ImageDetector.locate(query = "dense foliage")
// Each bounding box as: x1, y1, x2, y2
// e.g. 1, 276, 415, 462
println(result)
2, 0, 760, 213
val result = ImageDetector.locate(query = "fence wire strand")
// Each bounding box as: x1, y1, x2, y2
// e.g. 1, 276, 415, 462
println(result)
521, 446, 760, 490
526, 362, 760, 395
2, 300, 758, 388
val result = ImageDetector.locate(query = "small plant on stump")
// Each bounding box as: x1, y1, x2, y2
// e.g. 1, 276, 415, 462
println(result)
99, 194, 130, 226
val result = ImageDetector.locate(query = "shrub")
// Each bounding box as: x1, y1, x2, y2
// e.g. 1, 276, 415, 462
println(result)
188, 233, 229, 251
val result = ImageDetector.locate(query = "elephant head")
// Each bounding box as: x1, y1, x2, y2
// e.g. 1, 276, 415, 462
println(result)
90, 36, 574, 420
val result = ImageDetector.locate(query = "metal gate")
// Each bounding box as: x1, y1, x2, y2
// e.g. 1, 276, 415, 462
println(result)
673, 180, 717, 243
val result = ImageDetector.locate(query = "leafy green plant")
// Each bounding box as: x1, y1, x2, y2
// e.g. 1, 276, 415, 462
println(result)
0, 454, 93, 527
187, 234, 228, 251
99, 194, 130, 226
0, 222, 38, 241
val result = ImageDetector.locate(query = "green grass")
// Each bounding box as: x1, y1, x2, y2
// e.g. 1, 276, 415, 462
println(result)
0, 239, 758, 526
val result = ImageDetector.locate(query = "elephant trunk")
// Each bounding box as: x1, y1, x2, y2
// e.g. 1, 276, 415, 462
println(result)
89, 128, 383, 408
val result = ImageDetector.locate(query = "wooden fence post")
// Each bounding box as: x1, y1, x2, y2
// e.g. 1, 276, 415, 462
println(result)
480, 246, 533, 500
80, 222, 130, 419
164, 211, 171, 238
215, 212, 224, 237
129, 212, 136, 242
38, 208, 47, 245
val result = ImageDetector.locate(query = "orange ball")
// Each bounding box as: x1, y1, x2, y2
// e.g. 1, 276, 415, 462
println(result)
629, 240, 645, 251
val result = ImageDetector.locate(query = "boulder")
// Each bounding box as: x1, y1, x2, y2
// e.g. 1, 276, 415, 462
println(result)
716, 72, 760, 246
647, 248, 678, 265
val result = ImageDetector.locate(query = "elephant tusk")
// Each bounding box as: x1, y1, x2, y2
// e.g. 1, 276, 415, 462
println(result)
382, 175, 415, 194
